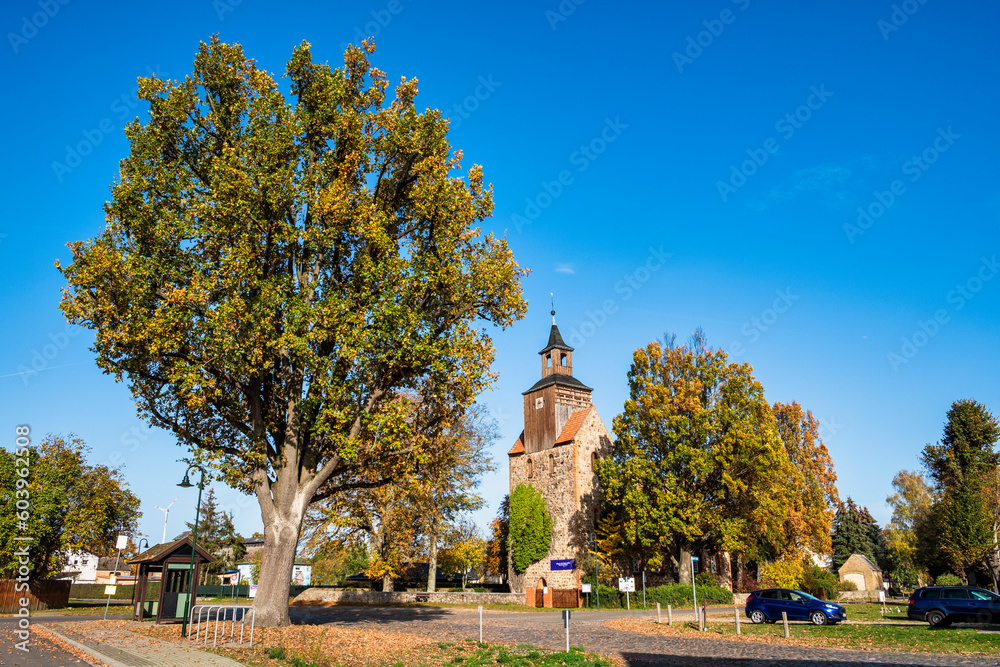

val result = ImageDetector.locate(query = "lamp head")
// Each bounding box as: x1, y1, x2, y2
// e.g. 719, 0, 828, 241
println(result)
178, 472, 193, 488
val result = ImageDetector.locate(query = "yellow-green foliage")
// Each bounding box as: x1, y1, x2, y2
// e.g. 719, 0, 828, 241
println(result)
759, 560, 804, 589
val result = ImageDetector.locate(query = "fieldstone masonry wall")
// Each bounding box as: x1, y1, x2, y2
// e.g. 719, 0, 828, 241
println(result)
509, 408, 612, 594
291, 589, 524, 606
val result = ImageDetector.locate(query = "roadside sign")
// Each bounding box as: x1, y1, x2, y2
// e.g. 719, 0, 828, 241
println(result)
581, 584, 592, 593
249, 584, 258, 598
104, 585, 117, 595
116, 535, 128, 550
618, 577, 635, 592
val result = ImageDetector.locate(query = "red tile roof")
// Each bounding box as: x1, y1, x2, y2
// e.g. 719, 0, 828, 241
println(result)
508, 431, 525, 455
555, 407, 591, 445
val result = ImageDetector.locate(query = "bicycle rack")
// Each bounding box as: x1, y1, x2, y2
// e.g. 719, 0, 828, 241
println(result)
189, 604, 255, 647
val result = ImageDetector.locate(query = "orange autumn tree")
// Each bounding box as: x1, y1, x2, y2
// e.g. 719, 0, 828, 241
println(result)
58, 38, 526, 626
771, 402, 839, 560
597, 330, 795, 585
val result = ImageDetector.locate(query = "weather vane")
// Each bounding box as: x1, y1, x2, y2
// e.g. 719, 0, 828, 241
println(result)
550, 293, 556, 324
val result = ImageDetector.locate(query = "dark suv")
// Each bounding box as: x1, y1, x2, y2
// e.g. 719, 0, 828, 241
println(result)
908, 586, 1000, 626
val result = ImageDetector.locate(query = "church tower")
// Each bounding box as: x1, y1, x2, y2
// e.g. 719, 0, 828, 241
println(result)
507, 309, 613, 603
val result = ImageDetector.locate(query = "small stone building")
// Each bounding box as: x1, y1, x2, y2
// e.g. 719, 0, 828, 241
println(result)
507, 311, 612, 605
838, 554, 884, 592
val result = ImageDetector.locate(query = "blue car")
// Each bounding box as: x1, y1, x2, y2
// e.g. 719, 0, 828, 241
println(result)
907, 586, 1000, 627
745, 588, 846, 626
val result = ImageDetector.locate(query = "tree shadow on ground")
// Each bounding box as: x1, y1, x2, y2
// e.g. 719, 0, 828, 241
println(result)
290, 605, 455, 625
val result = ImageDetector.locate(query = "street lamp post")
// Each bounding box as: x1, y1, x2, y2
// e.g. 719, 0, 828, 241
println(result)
177, 464, 206, 639
589, 532, 600, 610
130, 538, 149, 613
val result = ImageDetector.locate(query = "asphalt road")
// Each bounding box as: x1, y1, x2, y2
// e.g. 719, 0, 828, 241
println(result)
0, 614, 130, 666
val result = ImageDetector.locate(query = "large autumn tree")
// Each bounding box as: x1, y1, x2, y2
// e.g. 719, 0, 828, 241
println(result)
0, 435, 141, 579
771, 401, 838, 559
58, 38, 526, 625
597, 330, 793, 585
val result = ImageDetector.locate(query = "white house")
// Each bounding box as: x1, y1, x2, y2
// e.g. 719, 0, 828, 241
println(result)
58, 550, 99, 583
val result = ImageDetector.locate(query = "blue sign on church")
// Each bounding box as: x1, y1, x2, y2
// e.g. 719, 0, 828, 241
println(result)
550, 559, 576, 571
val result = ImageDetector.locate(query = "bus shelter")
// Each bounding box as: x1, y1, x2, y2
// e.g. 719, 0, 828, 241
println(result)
129, 536, 216, 623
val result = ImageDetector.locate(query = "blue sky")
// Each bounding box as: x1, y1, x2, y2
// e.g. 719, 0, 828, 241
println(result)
2, 0, 998, 547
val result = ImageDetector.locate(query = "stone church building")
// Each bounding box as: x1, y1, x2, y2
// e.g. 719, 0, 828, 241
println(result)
507, 312, 612, 603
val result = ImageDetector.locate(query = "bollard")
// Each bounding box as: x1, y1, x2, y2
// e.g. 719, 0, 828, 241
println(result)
781, 611, 789, 638
735, 606, 741, 635
479, 605, 483, 643
656, 602, 661, 624
701, 602, 707, 631
667, 604, 673, 626
562, 610, 571, 653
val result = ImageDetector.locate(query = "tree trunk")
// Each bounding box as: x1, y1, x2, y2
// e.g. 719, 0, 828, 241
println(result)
427, 521, 438, 593
718, 551, 733, 591
382, 573, 394, 592
678, 544, 692, 585
254, 496, 308, 627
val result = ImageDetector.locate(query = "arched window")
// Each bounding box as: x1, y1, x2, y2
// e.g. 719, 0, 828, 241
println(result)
549, 454, 555, 475
560, 353, 567, 366
527, 459, 534, 478
546, 355, 552, 368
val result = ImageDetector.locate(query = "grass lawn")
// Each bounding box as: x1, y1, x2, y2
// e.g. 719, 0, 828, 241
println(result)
248, 641, 615, 667
0, 601, 130, 617
611, 612, 1000, 656
839, 602, 917, 623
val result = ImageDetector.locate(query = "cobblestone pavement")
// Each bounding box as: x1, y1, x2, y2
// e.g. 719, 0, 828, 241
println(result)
290, 606, 1000, 666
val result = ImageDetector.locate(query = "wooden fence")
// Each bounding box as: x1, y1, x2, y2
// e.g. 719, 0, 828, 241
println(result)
0, 580, 71, 613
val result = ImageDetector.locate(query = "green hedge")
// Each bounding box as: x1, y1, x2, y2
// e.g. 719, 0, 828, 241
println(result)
70, 582, 161, 600
586, 583, 734, 609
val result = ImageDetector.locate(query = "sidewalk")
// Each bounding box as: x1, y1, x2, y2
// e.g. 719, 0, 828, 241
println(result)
40, 622, 247, 667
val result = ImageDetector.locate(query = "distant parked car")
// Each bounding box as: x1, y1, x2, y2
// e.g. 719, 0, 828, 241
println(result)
745, 588, 846, 626
907, 586, 1000, 627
